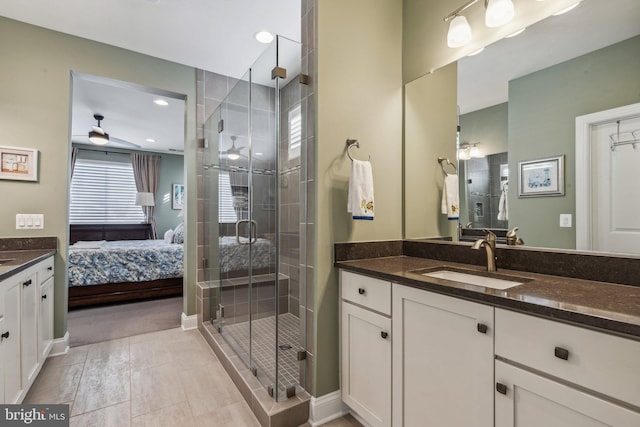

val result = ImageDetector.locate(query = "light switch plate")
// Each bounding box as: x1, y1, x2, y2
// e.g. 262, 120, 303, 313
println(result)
16, 214, 44, 229
560, 214, 572, 228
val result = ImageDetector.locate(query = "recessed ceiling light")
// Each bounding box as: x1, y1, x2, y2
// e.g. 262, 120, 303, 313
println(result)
552, 1, 581, 16
255, 31, 274, 44
505, 28, 525, 38
153, 99, 169, 106
146, 138, 156, 143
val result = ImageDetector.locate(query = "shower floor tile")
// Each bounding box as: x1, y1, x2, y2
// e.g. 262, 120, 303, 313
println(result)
223, 312, 302, 392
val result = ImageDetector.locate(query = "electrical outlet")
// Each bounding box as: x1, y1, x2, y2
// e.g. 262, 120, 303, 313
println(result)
16, 214, 44, 229
559, 214, 572, 228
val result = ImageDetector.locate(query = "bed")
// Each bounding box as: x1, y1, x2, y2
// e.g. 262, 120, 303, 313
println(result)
68, 224, 184, 308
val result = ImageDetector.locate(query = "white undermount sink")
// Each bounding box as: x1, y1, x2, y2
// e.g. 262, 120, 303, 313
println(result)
420, 269, 525, 290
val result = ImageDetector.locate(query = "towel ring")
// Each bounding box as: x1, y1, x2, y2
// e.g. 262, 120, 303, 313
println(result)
437, 157, 457, 176
346, 139, 370, 162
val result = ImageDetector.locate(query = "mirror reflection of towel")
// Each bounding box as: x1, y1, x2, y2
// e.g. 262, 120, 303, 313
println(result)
498, 184, 508, 221
348, 160, 374, 220
441, 175, 459, 220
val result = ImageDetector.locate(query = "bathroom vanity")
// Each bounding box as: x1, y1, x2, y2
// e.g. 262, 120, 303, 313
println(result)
0, 246, 56, 404
337, 245, 640, 427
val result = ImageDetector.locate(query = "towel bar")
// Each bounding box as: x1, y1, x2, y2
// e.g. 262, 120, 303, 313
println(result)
438, 157, 457, 176
346, 139, 370, 162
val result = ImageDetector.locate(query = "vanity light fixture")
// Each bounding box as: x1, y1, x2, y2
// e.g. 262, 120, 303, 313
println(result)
255, 31, 274, 44
447, 15, 473, 48
485, 0, 515, 28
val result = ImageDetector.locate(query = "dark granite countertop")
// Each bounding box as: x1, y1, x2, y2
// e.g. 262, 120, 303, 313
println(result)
336, 255, 640, 340
0, 249, 56, 281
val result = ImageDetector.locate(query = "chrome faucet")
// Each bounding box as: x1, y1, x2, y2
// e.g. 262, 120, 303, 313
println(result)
472, 229, 497, 272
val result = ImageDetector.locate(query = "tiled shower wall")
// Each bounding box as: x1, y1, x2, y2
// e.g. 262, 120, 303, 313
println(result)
464, 151, 508, 229
195, 0, 315, 394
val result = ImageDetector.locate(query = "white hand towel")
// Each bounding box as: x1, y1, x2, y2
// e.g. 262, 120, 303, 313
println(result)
441, 174, 459, 220
497, 184, 508, 221
348, 159, 374, 220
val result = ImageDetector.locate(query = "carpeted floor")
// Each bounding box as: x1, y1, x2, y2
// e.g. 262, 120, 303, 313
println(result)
67, 296, 183, 347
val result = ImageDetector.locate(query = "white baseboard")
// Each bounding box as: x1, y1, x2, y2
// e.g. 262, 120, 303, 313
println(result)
181, 312, 197, 330
308, 390, 349, 427
49, 331, 70, 357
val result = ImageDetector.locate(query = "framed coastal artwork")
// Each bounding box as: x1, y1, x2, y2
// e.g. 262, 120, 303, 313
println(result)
172, 183, 185, 210
518, 155, 564, 198
0, 146, 38, 181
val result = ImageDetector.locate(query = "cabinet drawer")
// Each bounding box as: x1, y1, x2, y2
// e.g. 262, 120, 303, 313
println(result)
495, 308, 640, 406
341, 270, 391, 315
38, 256, 54, 282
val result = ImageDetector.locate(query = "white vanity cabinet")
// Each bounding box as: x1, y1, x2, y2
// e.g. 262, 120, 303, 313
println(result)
0, 272, 23, 404
494, 308, 640, 426
340, 270, 392, 427
392, 284, 494, 427
0, 255, 55, 404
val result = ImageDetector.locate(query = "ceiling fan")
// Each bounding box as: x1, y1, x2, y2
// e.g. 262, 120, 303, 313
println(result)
72, 114, 141, 149
219, 135, 246, 160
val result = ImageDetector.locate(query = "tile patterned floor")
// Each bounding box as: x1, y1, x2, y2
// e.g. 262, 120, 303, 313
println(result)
24, 328, 260, 427
24, 326, 360, 427
223, 313, 302, 391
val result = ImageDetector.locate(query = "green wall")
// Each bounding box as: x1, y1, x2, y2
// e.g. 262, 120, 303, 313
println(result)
459, 102, 508, 156
508, 35, 640, 249
316, 0, 403, 396
0, 17, 197, 339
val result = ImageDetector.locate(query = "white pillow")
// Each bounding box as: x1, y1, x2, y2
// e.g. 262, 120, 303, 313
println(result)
164, 229, 175, 244
173, 222, 185, 244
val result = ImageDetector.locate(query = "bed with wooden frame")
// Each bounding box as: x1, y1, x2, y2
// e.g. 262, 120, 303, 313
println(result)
68, 224, 183, 308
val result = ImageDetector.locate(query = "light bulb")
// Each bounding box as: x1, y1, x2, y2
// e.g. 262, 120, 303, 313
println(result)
469, 145, 483, 158
458, 148, 471, 160
227, 153, 240, 160
447, 15, 472, 48
485, 0, 515, 28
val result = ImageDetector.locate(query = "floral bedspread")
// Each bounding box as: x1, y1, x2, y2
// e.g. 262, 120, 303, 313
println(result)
218, 236, 274, 273
68, 240, 183, 287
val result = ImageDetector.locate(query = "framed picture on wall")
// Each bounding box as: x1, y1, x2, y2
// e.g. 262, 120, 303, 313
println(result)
518, 155, 565, 198
172, 183, 185, 210
0, 146, 38, 181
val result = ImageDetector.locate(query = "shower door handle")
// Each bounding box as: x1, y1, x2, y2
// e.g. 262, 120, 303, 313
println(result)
236, 219, 258, 245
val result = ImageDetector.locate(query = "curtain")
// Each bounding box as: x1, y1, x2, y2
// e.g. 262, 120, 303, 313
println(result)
131, 153, 161, 239
70, 147, 78, 178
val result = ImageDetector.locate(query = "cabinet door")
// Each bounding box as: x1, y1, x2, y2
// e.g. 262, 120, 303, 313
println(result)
392, 284, 494, 427
341, 301, 391, 427
38, 276, 54, 361
495, 360, 640, 427
20, 272, 38, 388
2, 278, 22, 404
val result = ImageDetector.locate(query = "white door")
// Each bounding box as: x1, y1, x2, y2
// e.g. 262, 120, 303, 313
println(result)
591, 115, 640, 253
341, 301, 391, 427
495, 361, 640, 427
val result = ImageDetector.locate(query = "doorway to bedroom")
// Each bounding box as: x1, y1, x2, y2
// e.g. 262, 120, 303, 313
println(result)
66, 72, 187, 347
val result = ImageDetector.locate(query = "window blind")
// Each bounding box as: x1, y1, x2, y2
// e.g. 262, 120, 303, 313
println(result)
288, 104, 302, 160
219, 172, 237, 223
70, 158, 146, 224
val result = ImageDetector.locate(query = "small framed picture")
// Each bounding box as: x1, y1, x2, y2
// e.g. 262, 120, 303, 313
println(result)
0, 146, 38, 182
518, 155, 565, 198
172, 183, 185, 210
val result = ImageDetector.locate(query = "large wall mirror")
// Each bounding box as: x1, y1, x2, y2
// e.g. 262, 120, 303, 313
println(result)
405, 0, 640, 255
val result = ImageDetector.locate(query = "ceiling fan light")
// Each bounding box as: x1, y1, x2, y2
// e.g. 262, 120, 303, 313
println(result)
485, 0, 515, 28
89, 130, 109, 145
447, 15, 472, 48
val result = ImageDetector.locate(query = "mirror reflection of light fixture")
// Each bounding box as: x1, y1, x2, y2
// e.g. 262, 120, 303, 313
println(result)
485, 0, 515, 28
458, 143, 484, 160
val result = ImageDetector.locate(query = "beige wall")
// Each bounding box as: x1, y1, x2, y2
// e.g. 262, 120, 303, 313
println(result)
402, 0, 581, 83
404, 63, 458, 239
315, 0, 403, 396
0, 17, 197, 338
